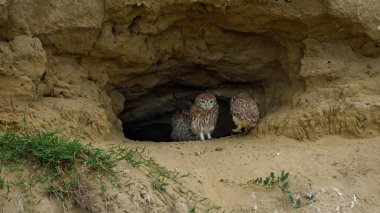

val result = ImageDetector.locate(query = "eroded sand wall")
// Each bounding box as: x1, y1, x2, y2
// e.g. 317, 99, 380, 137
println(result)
0, 0, 379, 141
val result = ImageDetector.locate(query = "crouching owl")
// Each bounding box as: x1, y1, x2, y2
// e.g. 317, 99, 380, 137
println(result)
170, 95, 197, 141
230, 92, 259, 134
190, 92, 219, 141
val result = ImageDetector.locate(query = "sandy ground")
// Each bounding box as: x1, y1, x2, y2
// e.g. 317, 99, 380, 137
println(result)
118, 134, 380, 212
1, 132, 379, 212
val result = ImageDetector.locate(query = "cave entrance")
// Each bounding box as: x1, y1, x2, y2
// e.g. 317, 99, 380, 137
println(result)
107, 16, 299, 142
117, 67, 274, 142
122, 91, 235, 142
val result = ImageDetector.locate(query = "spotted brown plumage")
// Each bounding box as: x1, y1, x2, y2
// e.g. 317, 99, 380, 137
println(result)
190, 92, 219, 141
230, 92, 259, 134
170, 94, 197, 141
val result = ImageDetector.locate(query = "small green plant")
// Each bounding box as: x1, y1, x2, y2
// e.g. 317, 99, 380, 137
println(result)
148, 172, 169, 191
189, 207, 196, 213
108, 146, 145, 168
144, 158, 189, 183
175, 186, 221, 212
248, 170, 289, 187
247, 170, 314, 208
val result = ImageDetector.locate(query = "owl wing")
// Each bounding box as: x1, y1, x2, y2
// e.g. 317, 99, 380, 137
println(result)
231, 97, 259, 126
190, 105, 198, 121
170, 112, 193, 141
211, 103, 219, 126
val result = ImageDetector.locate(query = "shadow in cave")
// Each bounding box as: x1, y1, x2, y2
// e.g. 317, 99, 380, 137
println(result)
122, 94, 235, 142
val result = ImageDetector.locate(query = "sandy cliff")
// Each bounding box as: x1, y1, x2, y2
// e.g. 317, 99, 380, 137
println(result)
1, 0, 379, 141
0, 0, 379, 212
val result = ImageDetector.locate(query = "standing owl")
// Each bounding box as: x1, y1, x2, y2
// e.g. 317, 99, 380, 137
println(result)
190, 92, 219, 141
230, 92, 259, 134
170, 94, 197, 141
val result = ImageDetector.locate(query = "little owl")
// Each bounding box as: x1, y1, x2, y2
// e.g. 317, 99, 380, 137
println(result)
170, 94, 197, 141
190, 92, 219, 141
230, 92, 259, 134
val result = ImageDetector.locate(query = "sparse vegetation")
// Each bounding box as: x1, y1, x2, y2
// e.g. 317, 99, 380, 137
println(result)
175, 186, 221, 212
148, 173, 169, 190
247, 170, 315, 208
0, 125, 120, 210
0, 119, 215, 211
0, 130, 115, 174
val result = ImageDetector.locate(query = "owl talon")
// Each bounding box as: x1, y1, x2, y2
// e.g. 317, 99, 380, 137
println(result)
207, 133, 212, 140
231, 128, 241, 136
231, 131, 239, 136
232, 126, 243, 133
241, 128, 249, 135
199, 133, 205, 141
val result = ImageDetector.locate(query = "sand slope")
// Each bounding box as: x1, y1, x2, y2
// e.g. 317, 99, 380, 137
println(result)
125, 135, 380, 212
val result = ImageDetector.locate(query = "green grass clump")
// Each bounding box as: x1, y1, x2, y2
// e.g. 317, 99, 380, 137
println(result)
0, 126, 149, 209
0, 114, 213, 211
0, 130, 116, 175
0, 128, 121, 210
0, 126, 199, 210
